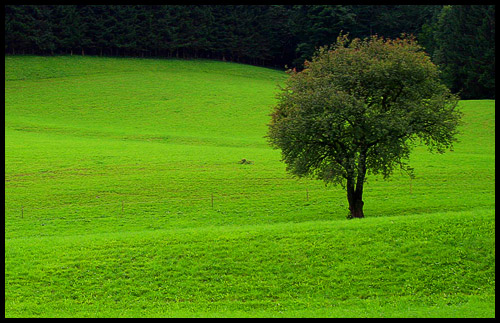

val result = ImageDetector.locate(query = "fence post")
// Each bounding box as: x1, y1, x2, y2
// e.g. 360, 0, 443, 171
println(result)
306, 188, 309, 201
21, 206, 23, 218
211, 193, 214, 208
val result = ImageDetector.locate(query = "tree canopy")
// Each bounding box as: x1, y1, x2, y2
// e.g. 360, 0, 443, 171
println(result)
267, 35, 462, 218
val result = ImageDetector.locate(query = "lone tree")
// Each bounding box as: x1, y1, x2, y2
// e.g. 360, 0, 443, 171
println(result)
268, 34, 461, 218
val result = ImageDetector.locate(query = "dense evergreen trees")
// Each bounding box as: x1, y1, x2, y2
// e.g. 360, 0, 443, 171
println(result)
422, 5, 495, 99
5, 5, 495, 99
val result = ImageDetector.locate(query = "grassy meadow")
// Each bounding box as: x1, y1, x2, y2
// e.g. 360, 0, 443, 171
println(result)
4, 56, 495, 317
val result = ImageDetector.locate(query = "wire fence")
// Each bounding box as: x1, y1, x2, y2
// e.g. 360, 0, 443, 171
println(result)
5, 187, 344, 223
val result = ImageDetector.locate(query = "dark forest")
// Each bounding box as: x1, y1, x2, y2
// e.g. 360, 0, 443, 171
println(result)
5, 5, 495, 99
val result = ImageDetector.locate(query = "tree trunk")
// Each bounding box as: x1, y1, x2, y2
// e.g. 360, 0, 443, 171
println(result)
346, 150, 367, 219
347, 184, 365, 219
348, 191, 364, 218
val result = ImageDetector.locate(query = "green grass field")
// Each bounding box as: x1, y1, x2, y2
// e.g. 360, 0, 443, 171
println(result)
5, 56, 495, 318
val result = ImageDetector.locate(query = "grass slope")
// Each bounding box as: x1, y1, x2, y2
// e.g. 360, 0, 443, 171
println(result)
5, 56, 495, 317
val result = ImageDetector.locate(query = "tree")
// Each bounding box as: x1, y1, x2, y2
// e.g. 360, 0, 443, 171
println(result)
431, 5, 495, 99
51, 5, 84, 55
267, 34, 461, 219
289, 5, 356, 67
5, 5, 33, 54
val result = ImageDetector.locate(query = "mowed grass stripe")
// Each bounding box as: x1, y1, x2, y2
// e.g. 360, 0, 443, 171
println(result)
5, 209, 495, 317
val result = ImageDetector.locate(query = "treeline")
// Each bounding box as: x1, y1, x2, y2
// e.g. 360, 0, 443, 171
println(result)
4, 5, 495, 99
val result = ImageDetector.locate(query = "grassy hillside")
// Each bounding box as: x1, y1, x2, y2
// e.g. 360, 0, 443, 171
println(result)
4, 56, 495, 318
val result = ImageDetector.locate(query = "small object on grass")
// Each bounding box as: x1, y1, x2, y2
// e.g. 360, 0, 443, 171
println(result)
238, 158, 253, 165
